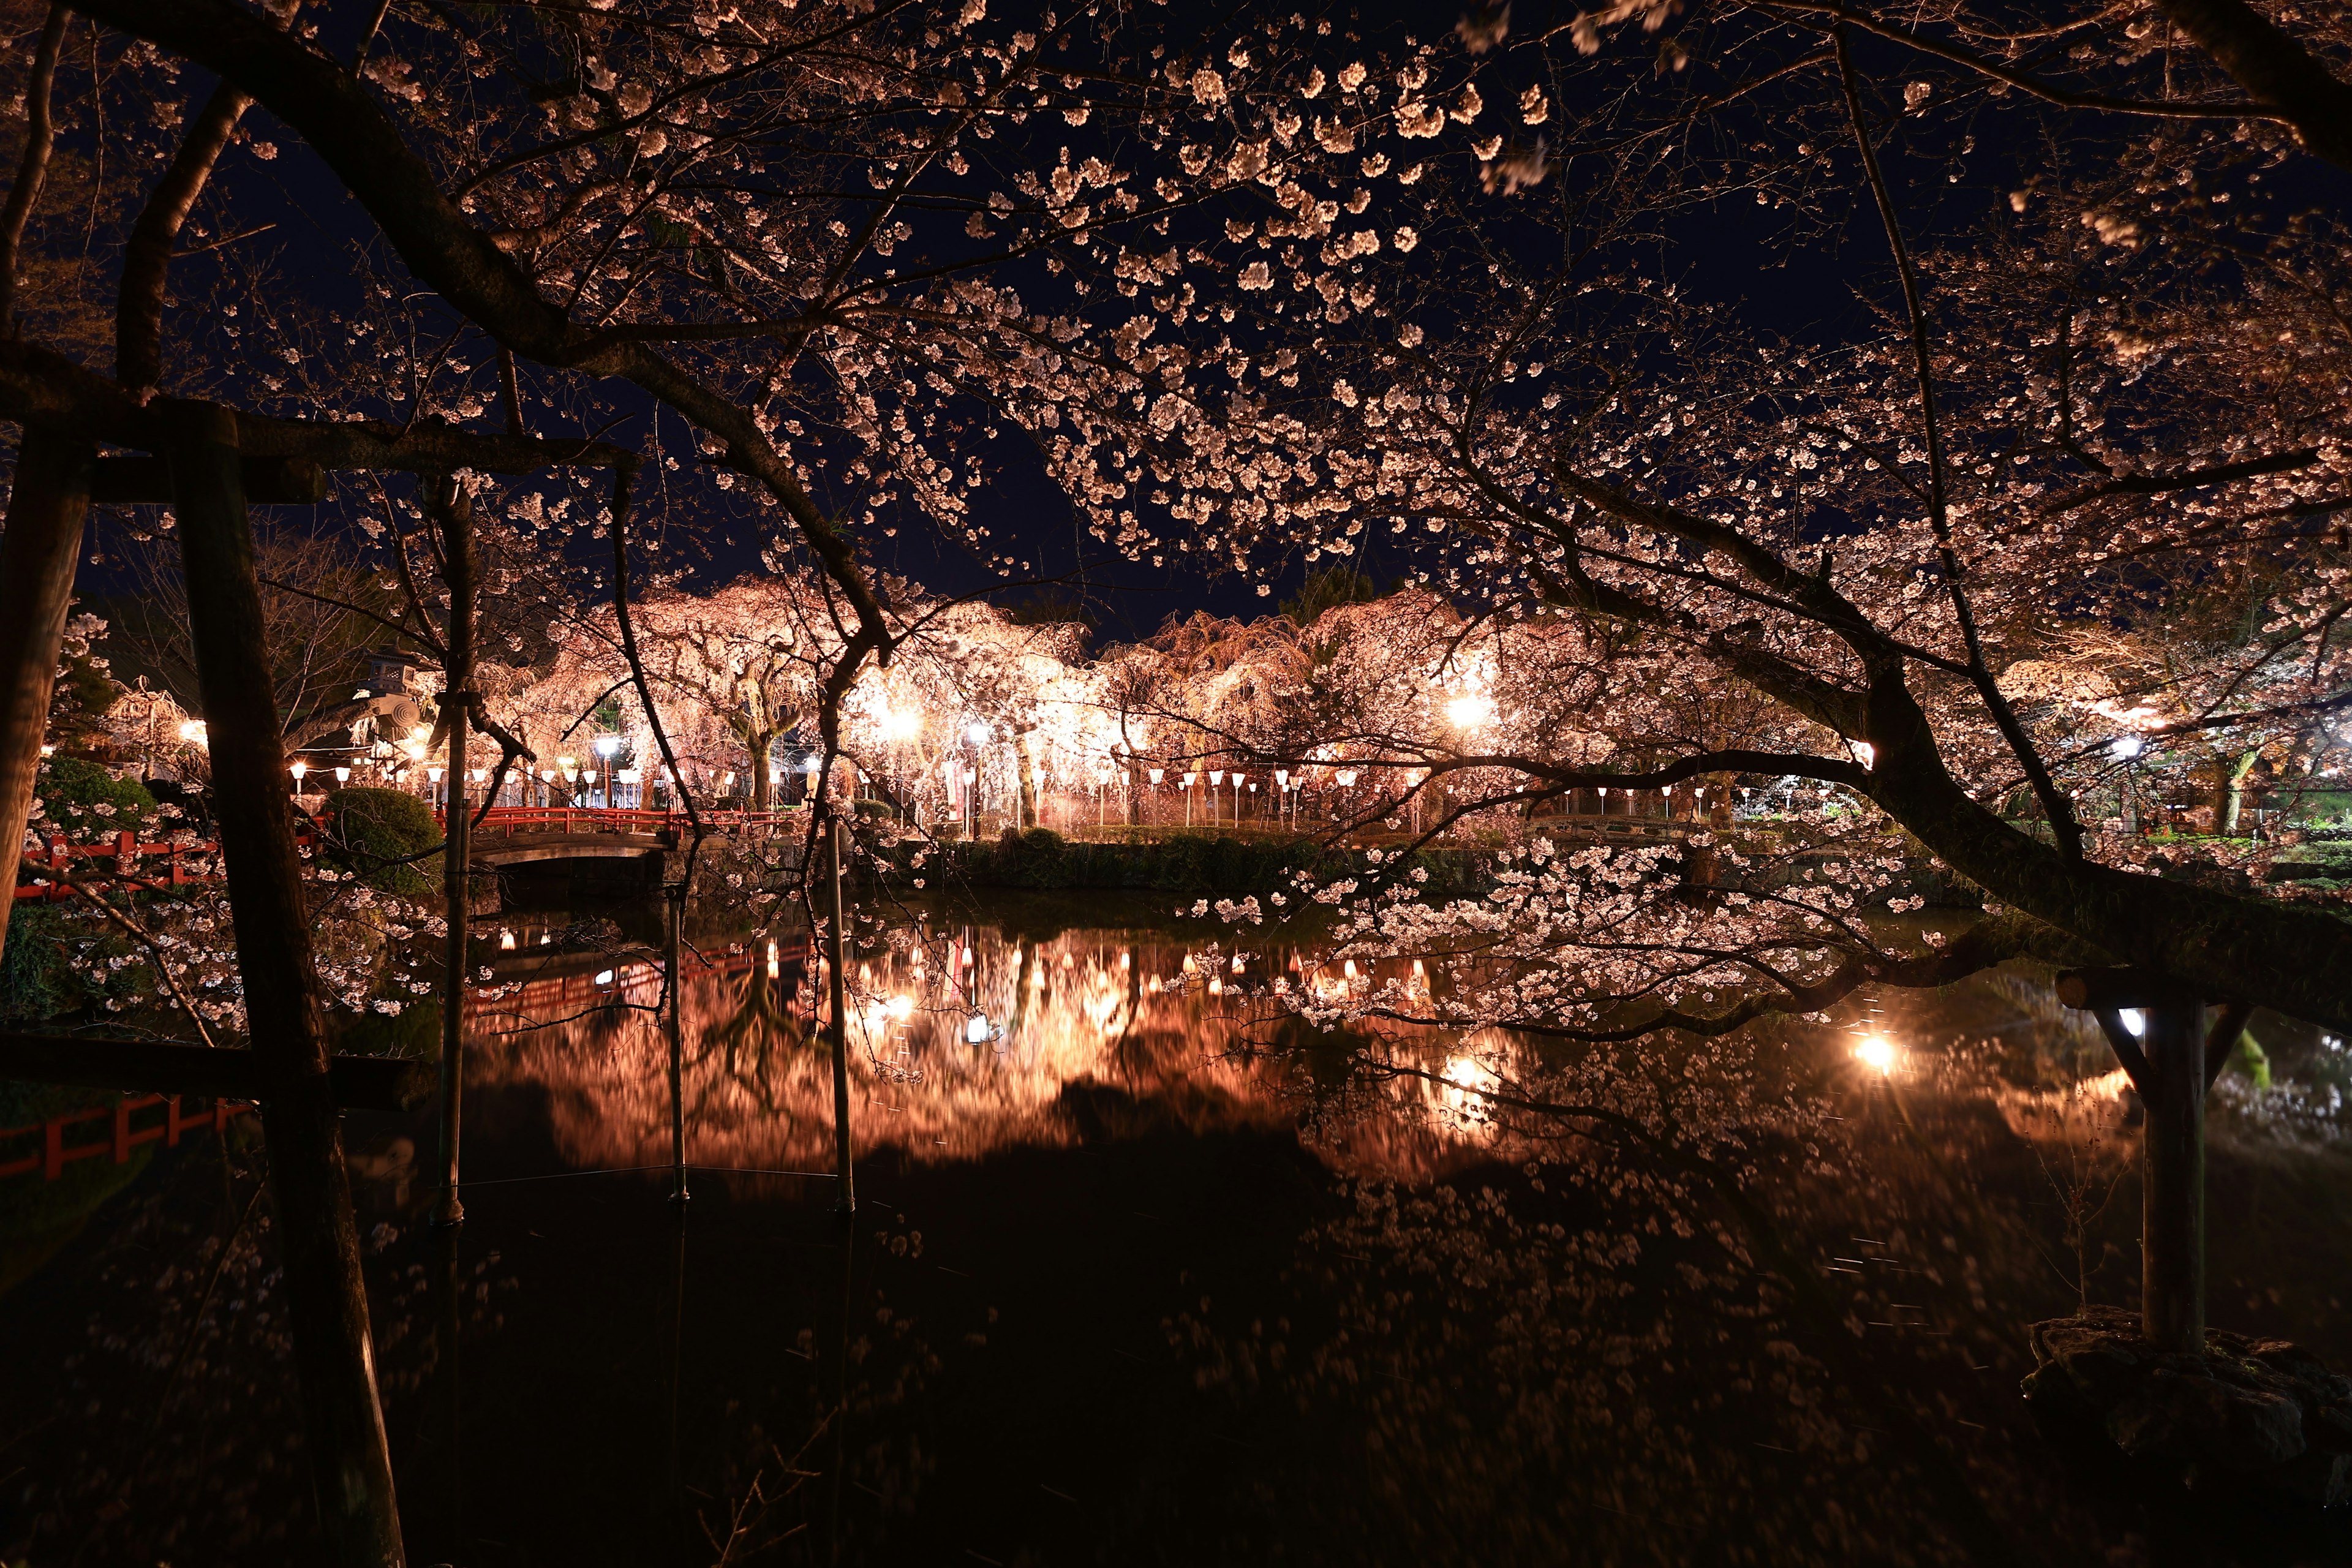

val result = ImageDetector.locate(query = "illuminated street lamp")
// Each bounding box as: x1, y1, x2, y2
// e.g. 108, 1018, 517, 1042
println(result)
1444, 692, 1493, 731
1180, 771, 1197, 826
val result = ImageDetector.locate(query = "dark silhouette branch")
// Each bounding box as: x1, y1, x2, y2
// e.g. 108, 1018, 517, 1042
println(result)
0, 4, 69, 334
117, 80, 250, 393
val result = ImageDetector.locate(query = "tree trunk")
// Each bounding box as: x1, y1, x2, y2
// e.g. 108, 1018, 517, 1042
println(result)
2140, 995, 2207, 1354
1125, 753, 1143, 826
1015, 731, 1039, 828
749, 732, 773, 813
0, 428, 92, 971
432, 477, 475, 1229
164, 400, 405, 1565
2222, 747, 2260, 835
825, 812, 854, 1213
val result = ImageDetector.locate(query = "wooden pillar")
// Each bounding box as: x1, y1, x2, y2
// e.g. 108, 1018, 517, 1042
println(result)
827, 813, 855, 1214
0, 428, 93, 968
433, 478, 476, 1229
2141, 993, 2206, 1354
162, 400, 405, 1566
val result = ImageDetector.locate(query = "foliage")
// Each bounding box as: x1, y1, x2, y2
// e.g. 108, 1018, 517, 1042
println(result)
1281, 565, 1384, 627
31, 754, 157, 840
317, 787, 440, 897
0, 903, 150, 1021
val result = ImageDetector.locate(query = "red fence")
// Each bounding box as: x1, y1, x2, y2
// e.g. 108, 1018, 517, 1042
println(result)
0, 1092, 252, 1181
11, 808, 813, 902
9, 829, 263, 903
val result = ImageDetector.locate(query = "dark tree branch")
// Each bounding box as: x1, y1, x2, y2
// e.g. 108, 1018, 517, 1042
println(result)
117, 80, 250, 393
1762, 0, 2305, 129
1835, 26, 2085, 862
2045, 448, 2323, 512
0, 4, 69, 333
2154, 0, 2352, 170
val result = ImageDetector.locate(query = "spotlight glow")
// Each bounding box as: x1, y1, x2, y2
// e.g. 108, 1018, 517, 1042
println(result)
1854, 1034, 1897, 1076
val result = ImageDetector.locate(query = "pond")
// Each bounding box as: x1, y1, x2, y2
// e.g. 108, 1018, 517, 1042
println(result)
2, 892, 2349, 1566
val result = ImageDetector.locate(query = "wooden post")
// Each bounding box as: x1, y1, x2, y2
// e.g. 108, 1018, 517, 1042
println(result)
0, 428, 93, 969
434, 477, 476, 1229
2060, 968, 2211, 1355
827, 812, 855, 1214
666, 883, 688, 1205
2141, 992, 2207, 1354
162, 399, 405, 1566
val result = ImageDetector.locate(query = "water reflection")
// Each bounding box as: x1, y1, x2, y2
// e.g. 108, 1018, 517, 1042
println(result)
4, 898, 2348, 1566
465, 910, 1490, 1180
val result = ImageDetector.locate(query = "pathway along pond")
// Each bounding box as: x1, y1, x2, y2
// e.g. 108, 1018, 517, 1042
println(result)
2, 891, 2350, 1566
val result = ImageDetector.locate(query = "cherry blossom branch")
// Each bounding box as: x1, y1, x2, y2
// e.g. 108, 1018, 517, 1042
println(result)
1835, 26, 2084, 862
1757, 0, 2302, 130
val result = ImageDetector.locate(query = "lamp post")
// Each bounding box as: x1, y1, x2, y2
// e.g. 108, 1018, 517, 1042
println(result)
594, 734, 622, 808
1147, 767, 1163, 829
1208, 770, 1224, 829
1181, 771, 1196, 827
1275, 768, 1291, 832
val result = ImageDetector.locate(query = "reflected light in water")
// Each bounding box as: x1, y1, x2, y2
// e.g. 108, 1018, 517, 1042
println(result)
1854, 1034, 1898, 1076
468, 927, 1506, 1182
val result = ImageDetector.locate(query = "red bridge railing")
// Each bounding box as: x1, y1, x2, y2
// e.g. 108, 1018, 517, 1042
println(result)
9, 829, 282, 904
449, 806, 807, 835
0, 1092, 252, 1181
13, 808, 816, 900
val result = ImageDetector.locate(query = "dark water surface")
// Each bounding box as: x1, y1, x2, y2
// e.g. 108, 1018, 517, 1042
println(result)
4, 892, 2350, 1566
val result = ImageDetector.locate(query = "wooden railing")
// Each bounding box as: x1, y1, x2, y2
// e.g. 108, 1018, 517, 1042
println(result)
10, 807, 818, 900
9, 828, 270, 903
0, 1091, 251, 1181
447, 805, 807, 835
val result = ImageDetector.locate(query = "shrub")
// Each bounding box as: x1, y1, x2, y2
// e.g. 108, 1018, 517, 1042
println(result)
1, 903, 148, 1022
31, 755, 156, 842
318, 787, 441, 896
